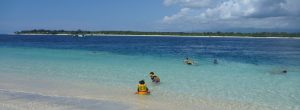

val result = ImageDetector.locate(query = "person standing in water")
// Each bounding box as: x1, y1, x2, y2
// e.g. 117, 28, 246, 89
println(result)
149, 72, 160, 83
214, 59, 218, 64
136, 80, 150, 95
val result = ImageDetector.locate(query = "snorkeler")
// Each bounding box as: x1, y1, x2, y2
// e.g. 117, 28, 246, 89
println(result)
136, 80, 150, 95
184, 57, 194, 65
282, 70, 287, 74
149, 72, 160, 83
270, 69, 288, 75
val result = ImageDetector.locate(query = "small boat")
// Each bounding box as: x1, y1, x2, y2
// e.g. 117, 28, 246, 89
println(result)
78, 35, 84, 37
73, 34, 85, 37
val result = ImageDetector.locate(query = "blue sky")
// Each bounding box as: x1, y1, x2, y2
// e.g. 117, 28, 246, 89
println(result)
1, 0, 300, 34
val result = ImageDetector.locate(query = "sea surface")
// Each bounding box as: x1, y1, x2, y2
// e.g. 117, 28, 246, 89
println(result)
0, 35, 299, 110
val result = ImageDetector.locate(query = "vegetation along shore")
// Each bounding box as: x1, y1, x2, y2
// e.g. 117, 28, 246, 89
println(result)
15, 29, 300, 37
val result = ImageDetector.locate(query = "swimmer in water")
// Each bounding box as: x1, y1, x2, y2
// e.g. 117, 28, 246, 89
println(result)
149, 72, 160, 83
184, 57, 194, 65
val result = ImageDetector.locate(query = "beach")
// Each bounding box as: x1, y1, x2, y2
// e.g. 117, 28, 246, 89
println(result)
0, 89, 131, 110
0, 35, 300, 110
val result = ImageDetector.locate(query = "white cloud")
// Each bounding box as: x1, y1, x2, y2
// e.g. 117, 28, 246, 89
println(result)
161, 0, 300, 32
163, 8, 191, 23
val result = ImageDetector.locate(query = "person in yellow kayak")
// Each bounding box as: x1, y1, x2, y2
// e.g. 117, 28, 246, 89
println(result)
149, 72, 160, 83
136, 80, 150, 95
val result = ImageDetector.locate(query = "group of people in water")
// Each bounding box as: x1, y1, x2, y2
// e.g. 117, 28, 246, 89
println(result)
136, 72, 160, 95
136, 57, 216, 95
136, 57, 288, 95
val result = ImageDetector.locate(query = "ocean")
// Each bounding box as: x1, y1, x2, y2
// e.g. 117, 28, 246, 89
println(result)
0, 35, 299, 110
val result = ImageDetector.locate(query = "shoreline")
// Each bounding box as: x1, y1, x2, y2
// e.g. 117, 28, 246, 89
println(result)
0, 71, 275, 110
0, 89, 131, 110
8, 33, 300, 39
0, 69, 291, 110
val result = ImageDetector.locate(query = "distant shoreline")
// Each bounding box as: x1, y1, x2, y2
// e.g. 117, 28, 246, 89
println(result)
13, 33, 300, 39
14, 29, 300, 38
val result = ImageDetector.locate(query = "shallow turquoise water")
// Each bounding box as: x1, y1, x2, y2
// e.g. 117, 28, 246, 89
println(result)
0, 35, 300, 110
0, 46, 299, 110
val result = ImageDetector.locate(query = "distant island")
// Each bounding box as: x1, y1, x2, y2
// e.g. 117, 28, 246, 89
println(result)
15, 29, 300, 37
